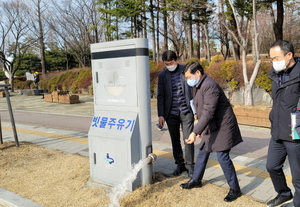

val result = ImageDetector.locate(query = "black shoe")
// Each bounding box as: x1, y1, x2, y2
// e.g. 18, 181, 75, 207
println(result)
180, 179, 202, 189
266, 194, 293, 207
173, 165, 188, 176
224, 189, 242, 202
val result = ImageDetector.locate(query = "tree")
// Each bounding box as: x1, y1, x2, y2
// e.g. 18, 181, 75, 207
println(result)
224, 0, 261, 106
217, 0, 230, 60
97, 0, 147, 40
198, 5, 213, 62
273, 0, 284, 40
261, 0, 284, 41
45, 48, 77, 72
97, 0, 116, 41
161, 0, 169, 51
27, 0, 48, 79
14, 53, 41, 76
149, 0, 157, 62
0, 0, 36, 91
49, 0, 102, 67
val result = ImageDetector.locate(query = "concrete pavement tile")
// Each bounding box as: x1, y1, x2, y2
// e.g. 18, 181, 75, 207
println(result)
250, 189, 274, 203
207, 178, 227, 188
46, 140, 75, 152
204, 168, 225, 183
153, 158, 175, 170
284, 167, 292, 176
203, 167, 222, 180
232, 155, 249, 162
241, 177, 271, 196
64, 143, 88, 154
30, 137, 59, 146
66, 132, 88, 138
288, 184, 295, 193
0, 188, 43, 207
152, 141, 172, 151
255, 163, 267, 171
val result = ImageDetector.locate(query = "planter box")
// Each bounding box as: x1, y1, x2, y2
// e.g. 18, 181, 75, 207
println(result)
44, 94, 52, 102
58, 95, 80, 104
52, 97, 59, 103
233, 106, 271, 128
0, 91, 6, 97
44, 91, 79, 104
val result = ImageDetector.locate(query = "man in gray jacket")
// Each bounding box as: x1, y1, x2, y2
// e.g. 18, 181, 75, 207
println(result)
180, 61, 243, 202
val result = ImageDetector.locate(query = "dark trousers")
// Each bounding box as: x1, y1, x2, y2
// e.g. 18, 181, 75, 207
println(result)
192, 147, 240, 191
266, 138, 300, 206
166, 113, 194, 170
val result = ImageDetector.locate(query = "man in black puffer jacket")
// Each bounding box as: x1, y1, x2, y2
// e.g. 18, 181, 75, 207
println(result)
266, 40, 300, 207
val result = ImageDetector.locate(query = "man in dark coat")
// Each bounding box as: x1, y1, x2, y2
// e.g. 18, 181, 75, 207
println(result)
180, 61, 243, 202
266, 40, 300, 207
157, 50, 195, 177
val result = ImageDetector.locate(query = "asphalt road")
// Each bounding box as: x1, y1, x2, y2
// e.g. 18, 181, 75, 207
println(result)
0, 110, 92, 133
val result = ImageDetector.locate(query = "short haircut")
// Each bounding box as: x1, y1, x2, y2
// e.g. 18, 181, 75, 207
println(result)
162, 50, 177, 61
183, 61, 204, 75
270, 40, 294, 56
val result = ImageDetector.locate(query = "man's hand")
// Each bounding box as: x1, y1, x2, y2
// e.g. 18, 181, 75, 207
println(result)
158, 116, 165, 128
186, 132, 197, 144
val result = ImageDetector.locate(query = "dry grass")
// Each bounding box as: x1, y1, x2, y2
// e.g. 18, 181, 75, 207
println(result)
0, 142, 265, 207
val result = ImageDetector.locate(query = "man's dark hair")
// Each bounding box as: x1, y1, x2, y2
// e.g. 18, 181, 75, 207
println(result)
270, 40, 294, 56
183, 61, 204, 75
162, 50, 177, 61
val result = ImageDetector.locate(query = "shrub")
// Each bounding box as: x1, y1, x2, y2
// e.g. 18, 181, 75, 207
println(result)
38, 78, 50, 91
61, 71, 77, 90
220, 61, 236, 80
47, 76, 60, 91
80, 74, 92, 89
149, 61, 158, 73
228, 78, 239, 90
255, 62, 272, 94
185, 58, 199, 64
70, 80, 80, 93
200, 58, 210, 70
205, 60, 227, 88
219, 60, 240, 90
149, 61, 162, 98
69, 69, 91, 93
14, 80, 23, 89
14, 80, 34, 89
209, 54, 223, 68
89, 84, 93, 95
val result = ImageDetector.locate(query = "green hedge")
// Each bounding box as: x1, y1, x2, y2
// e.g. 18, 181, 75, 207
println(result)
255, 63, 272, 94
36, 68, 92, 93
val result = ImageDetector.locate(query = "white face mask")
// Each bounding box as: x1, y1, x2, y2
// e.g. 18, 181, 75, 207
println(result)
166, 64, 177, 72
273, 59, 287, 72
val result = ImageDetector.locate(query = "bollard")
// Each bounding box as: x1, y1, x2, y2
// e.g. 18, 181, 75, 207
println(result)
0, 84, 19, 147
